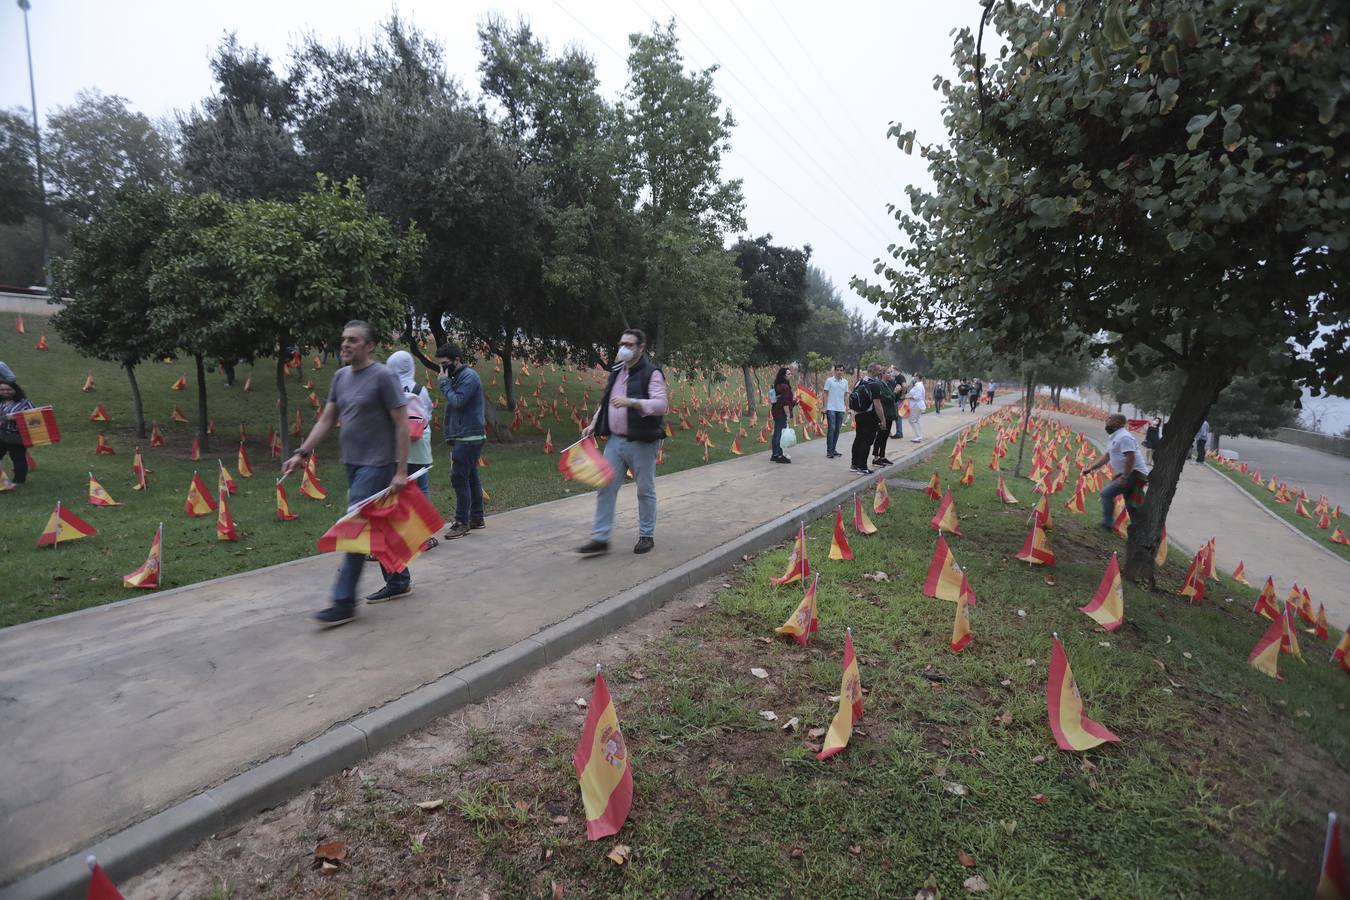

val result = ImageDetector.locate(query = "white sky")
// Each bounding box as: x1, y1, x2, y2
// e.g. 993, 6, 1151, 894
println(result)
1, 0, 977, 316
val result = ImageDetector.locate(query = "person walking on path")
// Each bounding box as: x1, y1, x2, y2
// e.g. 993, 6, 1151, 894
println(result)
769, 366, 797, 463
933, 381, 946, 414
848, 364, 885, 475
906, 372, 927, 442
0, 379, 35, 485
1143, 416, 1163, 466
1082, 412, 1151, 532
436, 343, 487, 540
891, 373, 906, 438
957, 380, 970, 409
283, 321, 412, 627
1195, 419, 1210, 464
822, 363, 848, 459
986, 381, 996, 404
577, 328, 669, 556
970, 379, 983, 412
871, 370, 899, 467
388, 351, 438, 550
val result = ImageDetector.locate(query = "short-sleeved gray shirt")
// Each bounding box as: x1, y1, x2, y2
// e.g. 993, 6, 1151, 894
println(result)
326, 362, 407, 466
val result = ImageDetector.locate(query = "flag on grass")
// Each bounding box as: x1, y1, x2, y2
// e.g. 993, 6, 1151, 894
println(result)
950, 579, 973, 653
1033, 493, 1053, 530
1334, 628, 1350, 670
1281, 603, 1304, 660
95, 432, 115, 455
1315, 605, 1330, 642
216, 489, 238, 541
0, 466, 15, 491
1299, 588, 1318, 626
923, 536, 964, 603
1080, 553, 1124, 631
925, 471, 941, 500
1047, 633, 1119, 751
1248, 613, 1285, 679
959, 460, 975, 486
853, 493, 878, 535
558, 437, 615, 488
930, 490, 961, 536
170, 407, 189, 424
185, 473, 216, 516
316, 479, 445, 574
1155, 527, 1168, 566
87, 473, 120, 507
1064, 477, 1086, 513
1232, 560, 1249, 585
572, 667, 633, 840
873, 476, 890, 514
730, 435, 743, 456
131, 447, 147, 490
1179, 553, 1205, 602
171, 374, 186, 391
775, 573, 820, 646
123, 525, 163, 589
13, 315, 22, 333
543, 430, 555, 454
237, 443, 254, 477
1016, 520, 1055, 566
38, 501, 97, 547
828, 507, 853, 561
996, 474, 1019, 505
817, 628, 863, 760
276, 481, 299, 521
1254, 578, 1280, 619
14, 406, 60, 446
1333, 527, 1350, 546
1317, 812, 1349, 900
150, 422, 165, 447
35, 334, 48, 350
89, 404, 110, 422
770, 522, 810, 585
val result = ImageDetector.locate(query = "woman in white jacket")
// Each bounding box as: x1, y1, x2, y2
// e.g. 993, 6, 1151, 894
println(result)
387, 351, 437, 548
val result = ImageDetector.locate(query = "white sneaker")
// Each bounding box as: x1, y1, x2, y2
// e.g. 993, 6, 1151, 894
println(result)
911, 437, 923, 442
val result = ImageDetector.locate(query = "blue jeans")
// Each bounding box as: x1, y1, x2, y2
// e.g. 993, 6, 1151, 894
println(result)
772, 415, 787, 457
893, 416, 903, 438
592, 436, 657, 542
1099, 473, 1144, 529
450, 441, 484, 524
825, 411, 844, 455
333, 463, 409, 605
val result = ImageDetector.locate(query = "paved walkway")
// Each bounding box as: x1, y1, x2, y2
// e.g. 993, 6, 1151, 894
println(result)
1216, 433, 1350, 506
0, 403, 998, 886
1046, 412, 1350, 630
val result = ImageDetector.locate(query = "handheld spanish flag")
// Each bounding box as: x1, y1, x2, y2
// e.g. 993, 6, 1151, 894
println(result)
87, 472, 120, 507
923, 536, 964, 603
543, 430, 555, 454
170, 406, 189, 424
930, 490, 961, 536
853, 493, 878, 535
959, 460, 974, 486
1254, 578, 1279, 619
237, 443, 254, 478
89, 404, 110, 422
925, 470, 942, 500
171, 374, 186, 391
816, 627, 863, 760
124, 524, 163, 589
216, 489, 238, 541
775, 573, 820, 646
1231, 560, 1249, 585
573, 666, 633, 840
1317, 812, 1349, 900
149, 422, 165, 447
37, 501, 97, 547
794, 385, 819, 420
131, 447, 148, 490
300, 464, 327, 500
950, 577, 974, 652
770, 522, 810, 585
828, 507, 853, 561
1248, 613, 1284, 679
185, 472, 217, 517
1016, 520, 1055, 566
1047, 633, 1119, 751
558, 437, 615, 488
996, 473, 1019, 505
873, 476, 890, 514
1079, 553, 1124, 631
85, 857, 126, 900
316, 470, 444, 573
276, 479, 300, 521
95, 431, 115, 455
14, 406, 60, 446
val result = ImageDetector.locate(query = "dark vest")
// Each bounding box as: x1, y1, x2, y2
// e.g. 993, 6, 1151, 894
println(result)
597, 355, 665, 443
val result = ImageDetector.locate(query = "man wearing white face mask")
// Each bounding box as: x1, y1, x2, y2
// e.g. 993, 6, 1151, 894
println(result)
576, 328, 669, 556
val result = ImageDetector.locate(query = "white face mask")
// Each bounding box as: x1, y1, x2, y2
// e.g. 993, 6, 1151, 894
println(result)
614, 345, 635, 364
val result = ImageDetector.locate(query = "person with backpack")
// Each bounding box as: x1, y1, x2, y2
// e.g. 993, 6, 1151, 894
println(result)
870, 370, 899, 467
387, 351, 437, 550
933, 381, 946, 414
970, 379, 983, 412
848, 364, 885, 475
769, 366, 797, 463
957, 380, 970, 408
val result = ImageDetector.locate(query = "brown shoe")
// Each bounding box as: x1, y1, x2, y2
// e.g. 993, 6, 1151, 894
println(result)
469, 517, 486, 529
443, 522, 471, 540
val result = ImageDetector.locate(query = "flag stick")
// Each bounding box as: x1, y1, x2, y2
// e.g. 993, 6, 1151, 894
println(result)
340, 465, 433, 518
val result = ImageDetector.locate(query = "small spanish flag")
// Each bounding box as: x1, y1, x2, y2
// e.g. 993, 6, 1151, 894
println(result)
558, 437, 614, 488
124, 524, 163, 589
1232, 560, 1249, 585
190, 436, 201, 461
300, 465, 327, 500
1295, 496, 1313, 519
1315, 605, 1330, 642
15, 406, 60, 446
1248, 613, 1284, 679
150, 422, 165, 447
185, 472, 217, 517
775, 573, 820, 646
89, 404, 110, 422
14, 314, 23, 333
923, 536, 964, 603
38, 501, 97, 547
82, 372, 95, 392
35, 333, 48, 350
1333, 526, 1350, 546
1317, 812, 1349, 900
730, 435, 743, 456
1334, 627, 1350, 669
237, 443, 254, 477
1046, 633, 1119, 751
1063, 478, 1086, 513
1079, 553, 1124, 631
131, 447, 148, 490
243, 375, 253, 392
85, 858, 126, 900
925, 470, 942, 500
1281, 603, 1303, 659
930, 490, 960, 536
793, 385, 819, 420
87, 472, 120, 507
1254, 578, 1279, 619
573, 667, 633, 840
1033, 493, 1053, 530
853, 493, 878, 535
171, 374, 186, 391
216, 489, 238, 541
817, 627, 863, 760
828, 507, 853, 561
950, 577, 974, 652
873, 476, 890, 514
276, 480, 300, 521
169, 407, 189, 424
996, 473, 1019, 505
1111, 498, 1129, 538
543, 430, 555, 454
959, 460, 975, 486
1299, 588, 1318, 626
1179, 553, 1205, 602
1016, 520, 1055, 566
770, 522, 810, 586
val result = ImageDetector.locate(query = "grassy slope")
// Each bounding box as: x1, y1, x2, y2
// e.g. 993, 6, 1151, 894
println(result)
0, 319, 790, 626
170, 412, 1350, 899
1205, 457, 1350, 564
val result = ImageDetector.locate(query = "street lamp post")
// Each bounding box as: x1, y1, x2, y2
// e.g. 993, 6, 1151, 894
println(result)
18, 0, 51, 288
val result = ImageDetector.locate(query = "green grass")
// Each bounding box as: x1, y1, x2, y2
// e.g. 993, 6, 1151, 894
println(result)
0, 318, 792, 626
1205, 457, 1350, 563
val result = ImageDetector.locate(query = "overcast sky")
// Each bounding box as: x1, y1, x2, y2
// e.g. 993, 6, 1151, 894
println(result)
1, 0, 978, 316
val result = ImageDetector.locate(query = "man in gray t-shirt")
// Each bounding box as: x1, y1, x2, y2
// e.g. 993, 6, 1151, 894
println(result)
283, 321, 411, 627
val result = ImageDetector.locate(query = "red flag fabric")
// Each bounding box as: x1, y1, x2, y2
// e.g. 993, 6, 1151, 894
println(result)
1047, 633, 1119, 751
14, 406, 60, 446
557, 437, 615, 488
1318, 812, 1349, 900
38, 501, 97, 547
317, 483, 446, 573
86, 861, 126, 900
770, 522, 810, 585
828, 507, 853, 561
123, 525, 163, 589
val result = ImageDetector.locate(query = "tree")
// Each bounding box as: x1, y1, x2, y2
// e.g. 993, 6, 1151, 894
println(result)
732, 234, 809, 409
0, 110, 39, 226
44, 90, 176, 222
856, 1, 1348, 583
49, 188, 177, 438
795, 265, 850, 363
1114, 365, 1298, 446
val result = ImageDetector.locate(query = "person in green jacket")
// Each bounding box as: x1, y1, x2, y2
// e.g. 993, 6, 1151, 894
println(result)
871, 370, 899, 467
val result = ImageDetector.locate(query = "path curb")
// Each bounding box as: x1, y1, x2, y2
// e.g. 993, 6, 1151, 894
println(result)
0, 421, 982, 900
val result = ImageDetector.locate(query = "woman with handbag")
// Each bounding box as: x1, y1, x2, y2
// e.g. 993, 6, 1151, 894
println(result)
770, 366, 797, 464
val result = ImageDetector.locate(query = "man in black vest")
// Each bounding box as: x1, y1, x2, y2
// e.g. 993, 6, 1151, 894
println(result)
577, 328, 669, 556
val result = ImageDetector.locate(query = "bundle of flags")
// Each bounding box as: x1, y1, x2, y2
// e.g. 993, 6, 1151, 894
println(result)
317, 473, 445, 574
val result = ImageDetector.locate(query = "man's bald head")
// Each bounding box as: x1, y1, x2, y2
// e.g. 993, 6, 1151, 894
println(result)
1106, 413, 1127, 430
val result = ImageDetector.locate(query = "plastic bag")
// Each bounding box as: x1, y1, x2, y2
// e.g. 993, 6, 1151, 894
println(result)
780, 426, 798, 449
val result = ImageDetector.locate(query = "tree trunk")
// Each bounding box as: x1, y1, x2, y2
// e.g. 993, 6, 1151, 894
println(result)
193, 353, 210, 452
653, 304, 667, 360
501, 348, 516, 412
1121, 367, 1229, 586
275, 354, 291, 458
1012, 376, 1034, 478
124, 362, 147, 439
742, 364, 757, 414
427, 313, 447, 351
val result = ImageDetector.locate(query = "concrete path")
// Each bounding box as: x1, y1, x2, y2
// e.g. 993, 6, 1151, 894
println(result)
1215, 433, 1350, 505
0, 403, 997, 889
1047, 412, 1350, 630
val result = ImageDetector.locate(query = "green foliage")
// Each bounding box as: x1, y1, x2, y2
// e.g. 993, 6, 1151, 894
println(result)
732, 234, 810, 366
0, 109, 40, 226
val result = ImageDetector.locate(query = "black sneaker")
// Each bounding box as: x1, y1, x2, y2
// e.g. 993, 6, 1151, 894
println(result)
366, 584, 412, 604
420, 537, 439, 552
313, 605, 356, 628
469, 517, 486, 529
576, 539, 610, 556
444, 521, 471, 540
634, 536, 655, 554
851, 466, 873, 476
875, 457, 893, 467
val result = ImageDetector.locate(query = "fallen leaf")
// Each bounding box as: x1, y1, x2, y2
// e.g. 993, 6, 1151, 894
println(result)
958, 849, 976, 867
1024, 658, 1037, 667
1030, 793, 1049, 805
915, 886, 939, 900
552, 880, 565, 900
932, 765, 948, 777
320, 861, 339, 875
940, 738, 952, 748
999, 678, 1012, 687
758, 710, 779, 721
1294, 708, 1311, 718
1165, 635, 1172, 644
695, 601, 708, 609
314, 841, 347, 862
551, 815, 570, 825
781, 716, 800, 733
964, 874, 990, 892
995, 712, 1013, 727
415, 799, 444, 811
848, 844, 862, 855
1031, 754, 1047, 764
828, 694, 842, 703
573, 697, 588, 709
607, 844, 631, 865
1000, 819, 1017, 835
1017, 609, 1027, 617
1162, 688, 1174, 695
750, 667, 769, 679
757, 636, 773, 644
1182, 651, 1193, 659
803, 741, 822, 753
1152, 658, 1167, 671
1098, 641, 1111, 648
808, 726, 827, 739
630, 670, 647, 681
944, 781, 969, 796
1043, 575, 1056, 586
788, 847, 805, 859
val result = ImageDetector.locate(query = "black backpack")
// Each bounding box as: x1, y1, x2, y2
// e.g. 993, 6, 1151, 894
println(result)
848, 380, 871, 413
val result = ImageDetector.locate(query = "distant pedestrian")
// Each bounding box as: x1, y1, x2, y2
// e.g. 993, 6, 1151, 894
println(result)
906, 372, 927, 442
957, 380, 970, 408
0, 379, 35, 485
848, 364, 885, 475
577, 328, 668, 556
871, 370, 899, 468
1195, 419, 1210, 464
986, 382, 996, 404
970, 379, 983, 412
769, 366, 797, 463
436, 343, 487, 539
822, 363, 848, 459
1083, 412, 1151, 533
1143, 416, 1162, 465
219, 359, 236, 387
282, 320, 412, 627
933, 381, 946, 414
891, 373, 906, 438
388, 351, 438, 550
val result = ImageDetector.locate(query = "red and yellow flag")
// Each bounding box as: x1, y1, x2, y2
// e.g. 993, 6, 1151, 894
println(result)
185, 472, 217, 517
87, 472, 120, 507
1254, 578, 1279, 619
131, 447, 148, 490
925, 470, 942, 500
817, 628, 863, 760
828, 507, 853, 561
556, 437, 615, 490
124, 525, 163, 589
14, 406, 60, 446
1111, 498, 1129, 538
1295, 496, 1313, 519
923, 536, 964, 603
170, 407, 189, 424
1317, 812, 1349, 900
775, 573, 820, 646
950, 578, 973, 653
793, 385, 819, 421
13, 314, 23, 334
853, 493, 878, 535
1179, 553, 1206, 602
930, 490, 961, 536
1154, 527, 1168, 566
86, 860, 126, 900
237, 443, 254, 477
276, 481, 300, 521
37, 501, 97, 547
1315, 605, 1330, 642
572, 668, 634, 840
1047, 633, 1119, 751
300, 465, 327, 500
1232, 560, 1249, 585
1063, 477, 1086, 513
770, 522, 810, 585
34, 333, 48, 350
1281, 604, 1303, 659
1016, 520, 1055, 566
216, 489, 238, 541
730, 435, 744, 456
171, 374, 186, 391
543, 430, 555, 454
1299, 587, 1317, 625
1080, 553, 1124, 631
95, 432, 115, 455
873, 476, 890, 514
1319, 511, 1332, 529
150, 422, 165, 448
958, 459, 975, 487
1248, 613, 1284, 679
996, 473, 1019, 505
190, 436, 201, 461
1334, 627, 1350, 670
317, 483, 445, 574
1033, 493, 1053, 530
1333, 526, 1350, 546
89, 404, 110, 422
